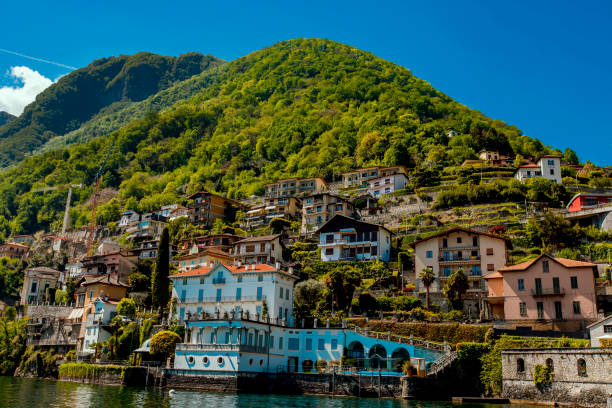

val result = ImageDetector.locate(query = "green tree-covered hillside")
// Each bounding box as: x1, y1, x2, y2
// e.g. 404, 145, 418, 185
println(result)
0, 39, 560, 235
0, 52, 223, 167
0, 112, 15, 127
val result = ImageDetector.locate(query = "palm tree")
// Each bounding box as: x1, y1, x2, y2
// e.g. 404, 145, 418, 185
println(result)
419, 267, 435, 310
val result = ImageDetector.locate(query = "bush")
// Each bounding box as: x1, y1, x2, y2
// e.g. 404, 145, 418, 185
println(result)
533, 364, 553, 389
301, 359, 313, 373
65, 350, 76, 362
358, 292, 377, 315
59, 363, 125, 380
444, 310, 465, 322
117, 298, 137, 318
150, 330, 182, 359
600, 338, 612, 347
315, 359, 327, 373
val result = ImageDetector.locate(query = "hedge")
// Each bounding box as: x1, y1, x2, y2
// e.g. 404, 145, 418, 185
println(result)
58, 363, 126, 380
347, 319, 491, 345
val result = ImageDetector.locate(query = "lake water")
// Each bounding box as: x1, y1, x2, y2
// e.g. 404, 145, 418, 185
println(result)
0, 377, 532, 408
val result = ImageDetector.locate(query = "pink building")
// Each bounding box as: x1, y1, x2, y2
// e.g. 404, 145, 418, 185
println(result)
484, 254, 598, 332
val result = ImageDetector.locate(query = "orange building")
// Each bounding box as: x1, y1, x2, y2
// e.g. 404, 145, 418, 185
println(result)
0, 242, 29, 260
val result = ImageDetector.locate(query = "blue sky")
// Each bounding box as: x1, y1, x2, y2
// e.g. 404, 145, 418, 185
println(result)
1, 0, 610, 165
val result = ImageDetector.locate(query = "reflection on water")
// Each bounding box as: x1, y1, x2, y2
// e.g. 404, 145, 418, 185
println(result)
0, 377, 533, 408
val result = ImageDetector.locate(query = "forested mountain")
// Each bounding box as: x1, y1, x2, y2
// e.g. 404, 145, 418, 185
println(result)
0, 52, 223, 167
0, 38, 561, 237
0, 112, 15, 126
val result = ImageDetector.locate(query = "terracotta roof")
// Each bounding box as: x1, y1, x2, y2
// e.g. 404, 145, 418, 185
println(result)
498, 254, 596, 272
483, 271, 503, 279
517, 164, 540, 168
1, 242, 29, 249
170, 263, 296, 278
236, 234, 281, 243
409, 227, 510, 248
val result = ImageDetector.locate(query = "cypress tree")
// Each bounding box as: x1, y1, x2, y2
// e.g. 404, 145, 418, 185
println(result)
152, 227, 170, 316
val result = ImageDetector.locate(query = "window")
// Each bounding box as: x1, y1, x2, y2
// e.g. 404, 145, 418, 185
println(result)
89, 290, 94, 299
535, 278, 542, 295
237, 276, 242, 283
318, 338, 325, 350
537, 302, 544, 319
216, 288, 222, 302
200, 277, 205, 284
442, 238, 448, 248
260, 243, 266, 252
371, 247, 377, 256
286, 290, 290, 300
287, 338, 299, 350
554, 301, 563, 319
280, 287, 284, 298
553, 277, 560, 294
326, 234, 334, 243
547, 159, 555, 166
604, 325, 612, 334
486, 248, 494, 255
371, 231, 378, 242
246, 245, 255, 253
236, 287, 241, 301
198, 289, 203, 302
305, 338, 312, 351
573, 301, 581, 314
487, 264, 494, 271
472, 265, 481, 276
183, 278, 188, 285
258, 274, 263, 282
279, 307, 283, 318
518, 279, 525, 291
279, 337, 284, 350
550, 169, 554, 175
426, 251, 433, 258
517, 358, 525, 373
577, 358, 587, 377
30, 281, 37, 293
542, 260, 549, 273
270, 336, 274, 348
570, 276, 578, 289
519, 302, 527, 316
256, 287, 263, 300
443, 267, 451, 277
331, 338, 338, 350
325, 248, 333, 256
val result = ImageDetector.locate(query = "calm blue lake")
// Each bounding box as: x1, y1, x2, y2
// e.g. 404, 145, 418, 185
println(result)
0, 377, 532, 408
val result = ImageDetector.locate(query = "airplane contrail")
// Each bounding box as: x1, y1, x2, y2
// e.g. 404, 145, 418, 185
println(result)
0, 48, 77, 70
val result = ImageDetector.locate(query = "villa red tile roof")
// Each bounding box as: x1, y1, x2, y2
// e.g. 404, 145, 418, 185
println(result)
409, 226, 511, 248
170, 263, 295, 278
498, 254, 596, 272
483, 271, 503, 279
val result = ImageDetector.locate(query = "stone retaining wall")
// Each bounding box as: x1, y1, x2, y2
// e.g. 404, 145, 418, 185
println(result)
163, 371, 403, 398
501, 348, 612, 407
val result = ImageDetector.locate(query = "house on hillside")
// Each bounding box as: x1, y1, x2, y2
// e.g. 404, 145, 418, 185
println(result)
341, 166, 409, 189
231, 234, 284, 265
514, 155, 562, 184
411, 227, 511, 314
366, 173, 409, 198
567, 193, 612, 212
484, 254, 598, 332
264, 178, 327, 199
82, 297, 119, 355
301, 193, 354, 234
81, 250, 138, 282
478, 150, 512, 166
20, 267, 61, 305
170, 262, 298, 323
587, 314, 612, 347
0, 242, 29, 260
316, 214, 392, 262
187, 191, 244, 227
177, 246, 234, 272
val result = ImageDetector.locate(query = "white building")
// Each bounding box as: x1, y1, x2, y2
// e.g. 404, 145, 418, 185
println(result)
514, 155, 562, 184
170, 263, 298, 324
118, 211, 140, 227
587, 314, 612, 347
366, 173, 409, 198
82, 297, 118, 354
316, 215, 392, 262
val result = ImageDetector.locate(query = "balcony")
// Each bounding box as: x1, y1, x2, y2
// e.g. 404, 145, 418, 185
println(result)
212, 277, 226, 284
180, 295, 265, 304
320, 239, 377, 247
175, 343, 268, 354
439, 255, 481, 265
531, 288, 565, 297
439, 245, 479, 251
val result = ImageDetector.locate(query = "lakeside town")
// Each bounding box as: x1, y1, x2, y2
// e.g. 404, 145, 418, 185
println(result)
1, 154, 611, 406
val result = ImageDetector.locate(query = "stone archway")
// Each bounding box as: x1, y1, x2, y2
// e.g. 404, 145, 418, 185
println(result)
391, 347, 410, 371
368, 344, 387, 369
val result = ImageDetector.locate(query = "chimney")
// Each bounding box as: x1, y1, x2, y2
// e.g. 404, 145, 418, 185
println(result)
275, 261, 280, 270
289, 266, 294, 274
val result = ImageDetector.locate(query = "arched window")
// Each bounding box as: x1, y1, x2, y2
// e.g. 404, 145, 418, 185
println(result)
517, 358, 525, 373
577, 358, 587, 377
545, 358, 554, 373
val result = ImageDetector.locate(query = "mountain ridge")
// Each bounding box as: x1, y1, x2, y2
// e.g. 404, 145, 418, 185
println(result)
0, 52, 224, 167
0, 112, 15, 127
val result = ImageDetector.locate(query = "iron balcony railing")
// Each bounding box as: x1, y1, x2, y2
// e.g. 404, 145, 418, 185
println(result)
179, 295, 266, 304
212, 277, 226, 284
531, 288, 565, 296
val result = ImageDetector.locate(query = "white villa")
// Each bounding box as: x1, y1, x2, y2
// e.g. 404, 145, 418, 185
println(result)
82, 297, 118, 354
170, 262, 298, 324
514, 155, 562, 184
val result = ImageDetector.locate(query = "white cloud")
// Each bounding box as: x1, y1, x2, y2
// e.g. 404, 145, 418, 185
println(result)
0, 66, 53, 116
